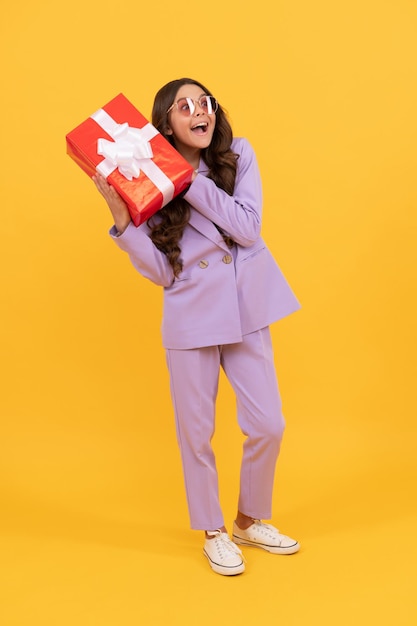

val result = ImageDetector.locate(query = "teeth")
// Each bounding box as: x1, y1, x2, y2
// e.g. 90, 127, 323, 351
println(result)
192, 123, 207, 130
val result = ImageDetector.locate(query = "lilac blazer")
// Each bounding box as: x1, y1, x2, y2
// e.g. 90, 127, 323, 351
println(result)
111, 137, 300, 349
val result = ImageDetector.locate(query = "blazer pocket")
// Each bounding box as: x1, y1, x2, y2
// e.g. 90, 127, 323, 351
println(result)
241, 246, 266, 262
166, 275, 191, 291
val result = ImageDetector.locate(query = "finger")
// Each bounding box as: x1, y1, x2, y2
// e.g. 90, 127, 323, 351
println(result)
93, 174, 111, 196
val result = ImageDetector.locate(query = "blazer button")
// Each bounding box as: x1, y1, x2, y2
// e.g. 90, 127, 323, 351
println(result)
222, 254, 233, 264
198, 260, 209, 269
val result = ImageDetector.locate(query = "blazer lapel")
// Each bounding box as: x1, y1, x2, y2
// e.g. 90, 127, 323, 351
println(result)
188, 209, 230, 251
187, 160, 231, 251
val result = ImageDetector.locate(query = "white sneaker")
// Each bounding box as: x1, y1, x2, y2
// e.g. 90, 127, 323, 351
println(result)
233, 520, 300, 555
203, 530, 245, 575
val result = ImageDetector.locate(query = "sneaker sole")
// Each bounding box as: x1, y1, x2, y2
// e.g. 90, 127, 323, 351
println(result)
233, 536, 300, 555
203, 550, 245, 575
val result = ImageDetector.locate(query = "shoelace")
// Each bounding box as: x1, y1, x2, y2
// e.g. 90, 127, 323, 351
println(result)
252, 520, 282, 538
207, 531, 246, 560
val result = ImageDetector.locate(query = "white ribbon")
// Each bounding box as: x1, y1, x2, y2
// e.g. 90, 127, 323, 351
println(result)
90, 108, 175, 205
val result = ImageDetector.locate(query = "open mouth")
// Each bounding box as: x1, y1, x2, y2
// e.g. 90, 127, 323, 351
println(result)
191, 122, 208, 135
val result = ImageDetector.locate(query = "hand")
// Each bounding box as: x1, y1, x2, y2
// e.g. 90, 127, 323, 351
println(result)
92, 173, 132, 235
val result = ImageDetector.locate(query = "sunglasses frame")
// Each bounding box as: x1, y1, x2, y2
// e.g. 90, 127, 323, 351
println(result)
167, 95, 218, 117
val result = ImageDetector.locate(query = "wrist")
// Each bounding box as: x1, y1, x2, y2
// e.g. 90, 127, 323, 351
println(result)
114, 220, 131, 236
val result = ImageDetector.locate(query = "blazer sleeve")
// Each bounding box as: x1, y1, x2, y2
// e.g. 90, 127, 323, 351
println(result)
109, 222, 174, 287
182, 137, 263, 247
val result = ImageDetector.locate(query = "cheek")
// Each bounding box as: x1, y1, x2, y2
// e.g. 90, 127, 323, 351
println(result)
170, 119, 188, 139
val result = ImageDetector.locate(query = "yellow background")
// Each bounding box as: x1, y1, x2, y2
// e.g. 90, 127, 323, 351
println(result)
1, 0, 416, 624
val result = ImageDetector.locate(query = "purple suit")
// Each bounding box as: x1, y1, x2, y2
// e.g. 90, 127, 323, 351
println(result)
111, 137, 300, 530
112, 137, 300, 349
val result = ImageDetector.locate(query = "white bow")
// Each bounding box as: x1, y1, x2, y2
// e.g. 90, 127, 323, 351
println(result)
96, 121, 154, 181
91, 106, 175, 206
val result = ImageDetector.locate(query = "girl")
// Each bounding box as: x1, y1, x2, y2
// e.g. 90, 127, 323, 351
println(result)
93, 78, 300, 576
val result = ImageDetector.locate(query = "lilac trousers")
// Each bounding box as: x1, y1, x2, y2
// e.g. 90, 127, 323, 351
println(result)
165, 327, 285, 530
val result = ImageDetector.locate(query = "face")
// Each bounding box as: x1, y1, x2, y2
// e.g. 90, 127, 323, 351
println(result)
165, 83, 217, 159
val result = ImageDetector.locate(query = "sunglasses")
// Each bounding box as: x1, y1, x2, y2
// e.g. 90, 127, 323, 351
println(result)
167, 95, 218, 117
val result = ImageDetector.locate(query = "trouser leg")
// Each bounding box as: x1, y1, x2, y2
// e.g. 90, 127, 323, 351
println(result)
166, 346, 224, 530
220, 327, 285, 520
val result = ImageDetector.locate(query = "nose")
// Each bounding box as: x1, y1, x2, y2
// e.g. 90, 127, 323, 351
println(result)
194, 100, 205, 115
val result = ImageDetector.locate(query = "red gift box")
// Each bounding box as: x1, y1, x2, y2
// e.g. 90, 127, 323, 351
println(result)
66, 93, 194, 226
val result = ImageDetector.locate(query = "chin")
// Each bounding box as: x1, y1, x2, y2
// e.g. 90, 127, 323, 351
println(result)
195, 134, 214, 148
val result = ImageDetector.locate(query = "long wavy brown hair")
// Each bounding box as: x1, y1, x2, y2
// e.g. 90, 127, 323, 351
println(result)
148, 78, 238, 278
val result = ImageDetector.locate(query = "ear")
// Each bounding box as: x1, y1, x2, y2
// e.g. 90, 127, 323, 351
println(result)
164, 125, 173, 135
